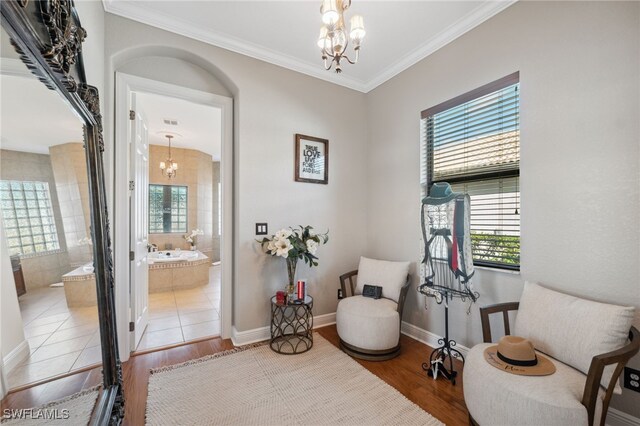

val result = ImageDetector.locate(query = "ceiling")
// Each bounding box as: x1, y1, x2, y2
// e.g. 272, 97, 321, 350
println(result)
136, 92, 222, 161
103, 0, 516, 93
0, 67, 84, 154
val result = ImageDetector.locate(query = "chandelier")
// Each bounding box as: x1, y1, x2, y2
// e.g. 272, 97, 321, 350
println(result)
317, 0, 365, 73
159, 134, 178, 179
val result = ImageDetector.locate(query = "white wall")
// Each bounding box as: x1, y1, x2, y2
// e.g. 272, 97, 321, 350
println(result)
103, 15, 369, 334
75, 0, 105, 113
365, 1, 639, 417
0, 220, 27, 374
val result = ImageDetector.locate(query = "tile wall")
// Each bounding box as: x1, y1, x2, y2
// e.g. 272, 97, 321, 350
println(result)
0, 149, 70, 290
49, 143, 92, 267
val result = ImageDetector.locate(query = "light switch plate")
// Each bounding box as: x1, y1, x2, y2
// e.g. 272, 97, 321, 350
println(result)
256, 223, 268, 235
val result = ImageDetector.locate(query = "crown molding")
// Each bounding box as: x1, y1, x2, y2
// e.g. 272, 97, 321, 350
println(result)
363, 0, 517, 92
102, 0, 368, 92
103, 0, 516, 94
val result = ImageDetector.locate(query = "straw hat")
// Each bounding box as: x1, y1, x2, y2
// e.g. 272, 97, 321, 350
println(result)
484, 335, 556, 376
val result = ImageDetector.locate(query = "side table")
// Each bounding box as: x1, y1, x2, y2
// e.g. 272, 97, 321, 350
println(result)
270, 295, 313, 354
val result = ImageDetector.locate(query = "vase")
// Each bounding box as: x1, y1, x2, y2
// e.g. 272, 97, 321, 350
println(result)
285, 257, 297, 301
190, 245, 196, 251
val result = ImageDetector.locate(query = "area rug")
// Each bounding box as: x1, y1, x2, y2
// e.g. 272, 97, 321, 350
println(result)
146, 335, 443, 425
1, 387, 99, 425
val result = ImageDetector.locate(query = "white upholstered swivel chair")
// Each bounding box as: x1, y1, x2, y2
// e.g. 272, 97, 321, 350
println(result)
464, 282, 639, 426
336, 257, 411, 361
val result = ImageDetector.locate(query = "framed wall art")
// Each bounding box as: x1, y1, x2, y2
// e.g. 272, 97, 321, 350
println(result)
295, 134, 329, 184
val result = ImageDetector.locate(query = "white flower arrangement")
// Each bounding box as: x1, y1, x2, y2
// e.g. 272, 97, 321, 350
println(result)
184, 229, 204, 246
258, 225, 329, 294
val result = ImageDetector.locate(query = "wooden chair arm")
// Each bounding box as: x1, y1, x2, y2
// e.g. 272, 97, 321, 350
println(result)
397, 275, 411, 315
339, 270, 358, 298
582, 326, 639, 426
479, 302, 520, 343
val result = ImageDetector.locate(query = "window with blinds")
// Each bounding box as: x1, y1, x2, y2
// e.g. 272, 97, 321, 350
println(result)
421, 72, 520, 270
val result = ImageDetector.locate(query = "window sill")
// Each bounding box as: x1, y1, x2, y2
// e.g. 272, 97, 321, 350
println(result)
474, 265, 520, 275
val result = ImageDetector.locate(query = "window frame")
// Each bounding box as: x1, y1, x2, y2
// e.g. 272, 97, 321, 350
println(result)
0, 180, 61, 257
148, 184, 188, 234
421, 72, 520, 272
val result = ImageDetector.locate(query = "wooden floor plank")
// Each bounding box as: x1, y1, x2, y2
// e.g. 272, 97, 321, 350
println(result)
1, 325, 469, 425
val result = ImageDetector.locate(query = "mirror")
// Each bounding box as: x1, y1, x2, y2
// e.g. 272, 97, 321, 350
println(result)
0, 27, 101, 386
1, 1, 123, 422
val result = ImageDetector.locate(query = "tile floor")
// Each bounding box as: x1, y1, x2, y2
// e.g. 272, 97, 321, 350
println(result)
136, 265, 221, 351
8, 264, 221, 389
8, 288, 101, 389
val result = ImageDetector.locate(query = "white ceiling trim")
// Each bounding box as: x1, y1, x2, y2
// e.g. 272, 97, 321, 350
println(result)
362, 1, 516, 92
103, 0, 368, 92
102, 0, 516, 94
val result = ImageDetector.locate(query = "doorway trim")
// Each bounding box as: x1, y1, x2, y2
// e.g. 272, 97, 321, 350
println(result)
114, 72, 233, 361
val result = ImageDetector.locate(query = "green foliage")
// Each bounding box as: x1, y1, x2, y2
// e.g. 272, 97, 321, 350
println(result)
470, 233, 520, 265
256, 225, 329, 268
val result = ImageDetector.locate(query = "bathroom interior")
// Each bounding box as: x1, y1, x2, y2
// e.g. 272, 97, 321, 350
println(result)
1, 34, 222, 389
135, 90, 223, 353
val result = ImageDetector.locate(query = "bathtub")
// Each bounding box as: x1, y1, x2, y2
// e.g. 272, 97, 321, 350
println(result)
62, 262, 97, 307
148, 250, 210, 293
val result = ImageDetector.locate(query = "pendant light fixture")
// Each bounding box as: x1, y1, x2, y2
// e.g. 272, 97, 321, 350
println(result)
159, 134, 178, 179
317, 0, 365, 73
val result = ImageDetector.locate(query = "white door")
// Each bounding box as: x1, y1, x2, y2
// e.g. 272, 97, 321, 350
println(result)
129, 93, 150, 350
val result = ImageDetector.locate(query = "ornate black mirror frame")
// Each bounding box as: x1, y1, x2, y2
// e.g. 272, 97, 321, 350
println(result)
1, 1, 124, 424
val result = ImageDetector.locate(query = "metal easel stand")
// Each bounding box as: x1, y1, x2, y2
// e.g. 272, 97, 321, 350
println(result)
419, 285, 476, 386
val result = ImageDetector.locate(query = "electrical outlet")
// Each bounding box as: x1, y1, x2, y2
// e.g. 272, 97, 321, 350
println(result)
624, 367, 640, 393
337, 288, 343, 300
255, 223, 268, 235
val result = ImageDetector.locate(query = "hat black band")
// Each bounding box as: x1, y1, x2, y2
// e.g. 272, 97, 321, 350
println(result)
497, 351, 538, 367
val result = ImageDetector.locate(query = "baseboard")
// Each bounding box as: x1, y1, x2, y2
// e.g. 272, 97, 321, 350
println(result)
607, 408, 640, 426
2, 340, 29, 374
231, 325, 269, 346
400, 321, 471, 357
398, 322, 639, 425
313, 312, 336, 329
231, 312, 336, 347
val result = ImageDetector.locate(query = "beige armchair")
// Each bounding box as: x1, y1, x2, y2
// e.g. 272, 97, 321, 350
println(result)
463, 282, 639, 426
336, 257, 410, 361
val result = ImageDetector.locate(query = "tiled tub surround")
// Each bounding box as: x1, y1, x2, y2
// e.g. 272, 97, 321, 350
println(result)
62, 263, 97, 307
148, 250, 210, 293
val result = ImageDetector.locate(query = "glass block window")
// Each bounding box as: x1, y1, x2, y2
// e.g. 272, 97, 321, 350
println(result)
0, 180, 60, 256
149, 184, 187, 233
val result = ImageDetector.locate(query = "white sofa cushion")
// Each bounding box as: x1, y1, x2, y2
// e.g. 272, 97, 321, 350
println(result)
464, 343, 604, 426
336, 295, 399, 351
514, 282, 634, 393
355, 257, 410, 303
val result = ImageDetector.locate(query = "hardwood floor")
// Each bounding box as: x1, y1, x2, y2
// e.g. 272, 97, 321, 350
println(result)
1, 325, 468, 425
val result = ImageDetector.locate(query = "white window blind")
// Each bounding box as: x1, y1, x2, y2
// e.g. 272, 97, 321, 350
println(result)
421, 72, 520, 270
